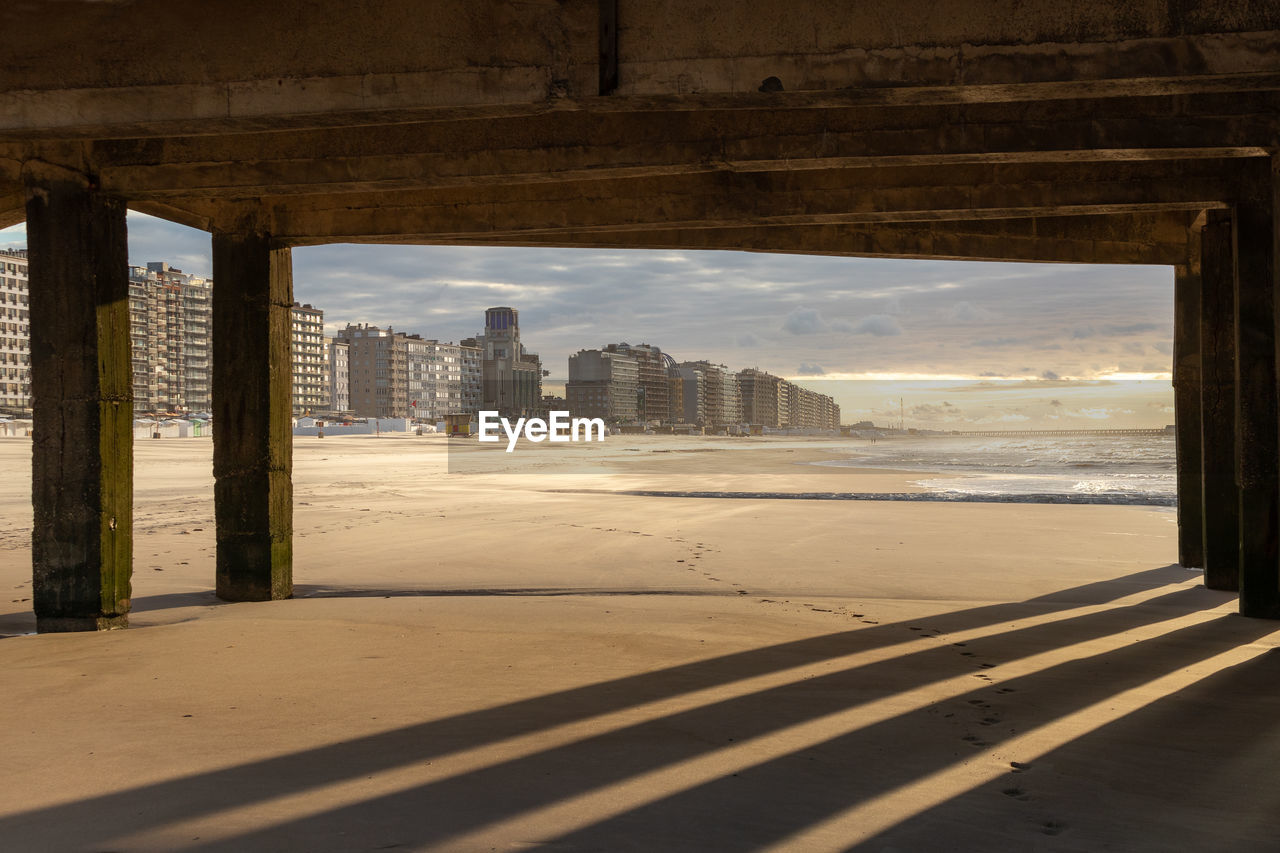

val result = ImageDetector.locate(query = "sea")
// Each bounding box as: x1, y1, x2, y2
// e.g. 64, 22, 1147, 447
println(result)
817, 433, 1177, 506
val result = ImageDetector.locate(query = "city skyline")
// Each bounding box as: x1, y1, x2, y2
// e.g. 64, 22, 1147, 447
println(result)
0, 212, 1176, 427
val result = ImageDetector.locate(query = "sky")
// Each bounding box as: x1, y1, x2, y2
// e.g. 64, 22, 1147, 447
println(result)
0, 212, 1177, 428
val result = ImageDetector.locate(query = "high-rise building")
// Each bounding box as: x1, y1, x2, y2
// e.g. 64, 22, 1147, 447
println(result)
566, 348, 640, 422
412, 339, 483, 420
337, 323, 480, 420
291, 303, 329, 414
338, 324, 408, 419
737, 368, 839, 429
675, 365, 705, 425
604, 342, 669, 423
460, 340, 483, 413
678, 360, 741, 427
328, 338, 350, 413
738, 368, 787, 427
128, 262, 212, 413
0, 249, 30, 416
463, 306, 542, 418
788, 384, 841, 430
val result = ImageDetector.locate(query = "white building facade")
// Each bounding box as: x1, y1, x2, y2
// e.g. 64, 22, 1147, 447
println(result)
0, 249, 30, 415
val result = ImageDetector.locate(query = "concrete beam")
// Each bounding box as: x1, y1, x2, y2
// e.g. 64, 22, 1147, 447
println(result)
1200, 209, 1239, 590
0, 188, 22, 229
425, 214, 1193, 266
259, 159, 1231, 242
85, 93, 1280, 200
1174, 261, 1205, 569
25, 180, 132, 632
1234, 154, 1280, 619
211, 232, 293, 602
1, 0, 1278, 137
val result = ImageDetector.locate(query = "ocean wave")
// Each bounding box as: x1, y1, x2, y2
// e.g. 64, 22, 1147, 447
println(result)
546, 488, 1175, 506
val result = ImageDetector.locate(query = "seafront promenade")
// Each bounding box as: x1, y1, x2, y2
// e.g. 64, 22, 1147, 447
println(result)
1, 435, 1277, 851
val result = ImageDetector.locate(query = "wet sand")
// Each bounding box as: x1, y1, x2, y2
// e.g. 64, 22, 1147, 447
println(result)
0, 434, 1276, 852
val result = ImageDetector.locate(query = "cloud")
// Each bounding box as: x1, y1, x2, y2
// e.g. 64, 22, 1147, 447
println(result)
910, 401, 963, 421
782, 308, 825, 335
736, 333, 761, 347
947, 301, 997, 323
1106, 322, 1163, 335
1040, 370, 1061, 381
782, 308, 901, 338
851, 314, 903, 336
975, 412, 1032, 424
1064, 407, 1115, 420
797, 362, 826, 375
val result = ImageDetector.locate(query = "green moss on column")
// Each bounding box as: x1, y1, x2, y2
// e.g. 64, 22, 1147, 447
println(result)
26, 180, 133, 632
212, 232, 293, 601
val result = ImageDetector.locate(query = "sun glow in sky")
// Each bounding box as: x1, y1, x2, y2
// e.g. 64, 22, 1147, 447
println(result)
1, 212, 1176, 428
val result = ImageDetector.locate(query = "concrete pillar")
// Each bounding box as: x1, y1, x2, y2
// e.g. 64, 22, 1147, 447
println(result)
1234, 155, 1280, 619
25, 180, 132, 632
1199, 210, 1238, 590
1173, 262, 1204, 569
211, 232, 293, 601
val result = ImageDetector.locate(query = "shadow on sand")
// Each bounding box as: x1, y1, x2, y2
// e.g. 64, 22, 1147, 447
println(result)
4, 564, 1277, 851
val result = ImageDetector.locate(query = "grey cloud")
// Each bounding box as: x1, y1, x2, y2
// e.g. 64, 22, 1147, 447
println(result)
797, 363, 826, 375
1105, 322, 1162, 335
851, 314, 902, 336
947, 301, 996, 323
782, 308, 825, 335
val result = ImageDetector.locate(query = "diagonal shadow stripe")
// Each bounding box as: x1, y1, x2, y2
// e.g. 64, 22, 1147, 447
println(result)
169, 587, 1219, 851
0, 565, 1202, 848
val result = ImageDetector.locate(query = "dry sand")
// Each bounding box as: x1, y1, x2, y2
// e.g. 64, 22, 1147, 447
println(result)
0, 434, 1277, 852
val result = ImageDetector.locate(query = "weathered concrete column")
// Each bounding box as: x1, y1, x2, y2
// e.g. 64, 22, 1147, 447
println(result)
1199, 210, 1239, 590
1234, 155, 1280, 619
25, 180, 132, 632
1173, 261, 1204, 569
211, 232, 293, 601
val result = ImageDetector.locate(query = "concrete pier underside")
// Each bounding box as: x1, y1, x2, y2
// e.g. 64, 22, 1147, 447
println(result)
2, 0, 1279, 624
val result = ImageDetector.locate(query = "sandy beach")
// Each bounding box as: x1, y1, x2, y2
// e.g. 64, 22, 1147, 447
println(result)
1, 434, 1277, 851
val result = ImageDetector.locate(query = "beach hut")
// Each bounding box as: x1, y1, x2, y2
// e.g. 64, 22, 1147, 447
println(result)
444, 413, 473, 436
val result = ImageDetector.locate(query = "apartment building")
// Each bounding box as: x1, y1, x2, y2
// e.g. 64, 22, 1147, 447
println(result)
128, 262, 211, 413
678, 360, 742, 427
566, 348, 640, 422
603, 342, 670, 423
291, 303, 329, 414
328, 338, 350, 413
337, 323, 482, 420
0, 249, 29, 415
